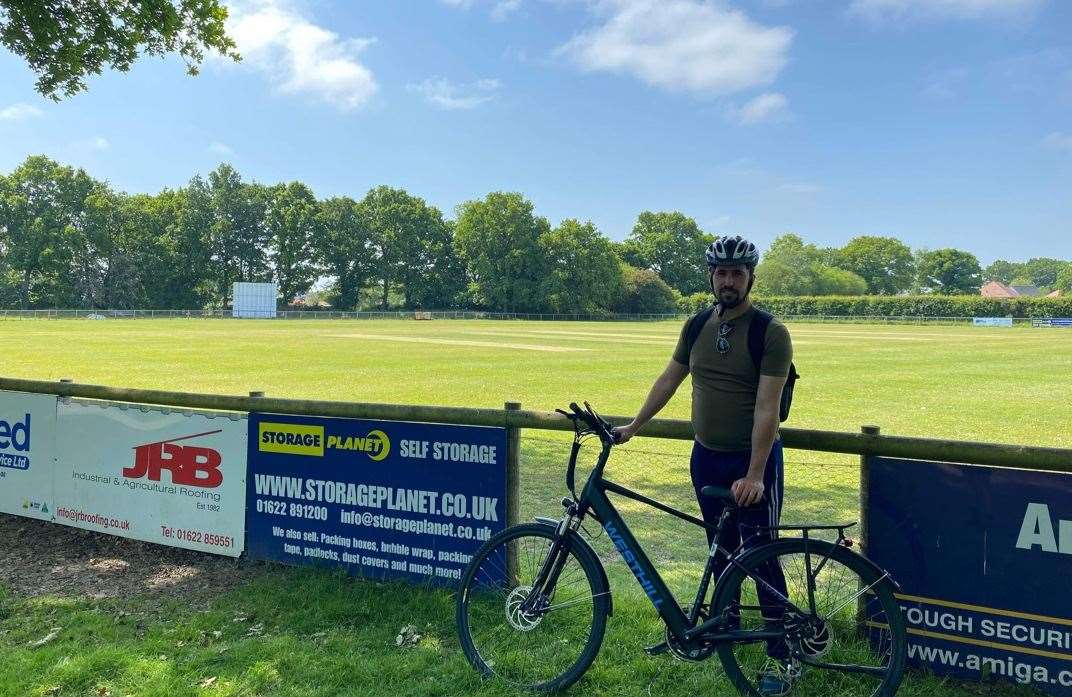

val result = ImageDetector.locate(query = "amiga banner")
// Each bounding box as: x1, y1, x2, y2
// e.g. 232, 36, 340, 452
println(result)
53, 399, 246, 557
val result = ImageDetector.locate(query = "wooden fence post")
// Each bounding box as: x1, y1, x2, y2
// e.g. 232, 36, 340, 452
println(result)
505, 401, 521, 582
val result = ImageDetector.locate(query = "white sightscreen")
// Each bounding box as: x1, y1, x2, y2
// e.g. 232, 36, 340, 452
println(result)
232, 282, 277, 318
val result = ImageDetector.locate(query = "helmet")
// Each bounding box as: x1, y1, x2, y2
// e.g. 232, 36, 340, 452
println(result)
705, 235, 759, 268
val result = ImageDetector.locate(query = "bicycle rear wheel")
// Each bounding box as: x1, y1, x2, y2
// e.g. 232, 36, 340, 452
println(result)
456, 523, 610, 692
711, 538, 906, 697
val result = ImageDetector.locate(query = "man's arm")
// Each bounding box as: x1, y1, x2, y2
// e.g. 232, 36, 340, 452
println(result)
731, 373, 787, 506
613, 360, 689, 443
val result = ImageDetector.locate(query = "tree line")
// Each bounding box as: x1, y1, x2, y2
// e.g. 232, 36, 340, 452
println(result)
1, 156, 1069, 313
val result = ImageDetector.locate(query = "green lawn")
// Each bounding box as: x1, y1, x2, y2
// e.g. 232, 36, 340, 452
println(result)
0, 318, 1068, 696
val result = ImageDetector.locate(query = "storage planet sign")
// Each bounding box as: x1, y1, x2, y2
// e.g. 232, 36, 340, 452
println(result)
246, 414, 506, 584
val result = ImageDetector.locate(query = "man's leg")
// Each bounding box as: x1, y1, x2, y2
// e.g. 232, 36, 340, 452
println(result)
735, 442, 790, 660
690, 441, 749, 619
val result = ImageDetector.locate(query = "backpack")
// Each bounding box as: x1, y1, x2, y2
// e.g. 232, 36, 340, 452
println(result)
684, 306, 800, 422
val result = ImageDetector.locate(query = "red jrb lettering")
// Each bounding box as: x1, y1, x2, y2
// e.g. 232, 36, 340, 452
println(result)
124, 430, 224, 488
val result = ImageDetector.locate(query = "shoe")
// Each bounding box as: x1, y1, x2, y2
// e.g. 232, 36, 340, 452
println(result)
757, 657, 799, 696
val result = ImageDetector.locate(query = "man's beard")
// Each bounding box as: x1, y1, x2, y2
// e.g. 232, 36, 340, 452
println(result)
718, 287, 745, 309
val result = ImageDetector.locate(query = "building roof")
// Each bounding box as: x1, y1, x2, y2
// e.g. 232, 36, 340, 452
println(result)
1010, 284, 1043, 297
981, 280, 1017, 298
1047, 289, 1062, 298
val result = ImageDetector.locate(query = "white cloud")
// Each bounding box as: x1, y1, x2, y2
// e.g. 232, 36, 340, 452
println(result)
209, 142, 235, 155
440, 0, 475, 7
225, 0, 378, 109
75, 136, 109, 151
556, 0, 793, 97
408, 77, 501, 109
0, 103, 44, 121
1042, 132, 1072, 152
730, 91, 789, 124
491, 0, 523, 21
849, 0, 1042, 22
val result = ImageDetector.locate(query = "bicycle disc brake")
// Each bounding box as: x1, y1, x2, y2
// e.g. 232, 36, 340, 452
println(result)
506, 586, 545, 631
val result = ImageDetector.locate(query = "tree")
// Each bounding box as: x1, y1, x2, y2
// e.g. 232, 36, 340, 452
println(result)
1020, 258, 1069, 289
453, 192, 550, 312
614, 265, 679, 314
0, 155, 97, 307
1, 0, 239, 99
540, 219, 623, 314
983, 260, 1022, 284
836, 235, 915, 294
358, 186, 454, 310
204, 164, 269, 302
621, 211, 714, 295
752, 234, 866, 296
316, 196, 373, 311
1055, 265, 1072, 295
264, 182, 320, 305
916, 249, 983, 295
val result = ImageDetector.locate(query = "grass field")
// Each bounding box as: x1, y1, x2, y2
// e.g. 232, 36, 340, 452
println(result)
1, 318, 1068, 697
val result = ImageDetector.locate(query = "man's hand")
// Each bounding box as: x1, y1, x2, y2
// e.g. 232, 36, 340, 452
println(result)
731, 476, 765, 507
611, 422, 640, 444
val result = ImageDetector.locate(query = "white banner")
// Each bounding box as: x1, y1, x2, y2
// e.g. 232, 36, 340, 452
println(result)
54, 399, 247, 557
0, 390, 57, 520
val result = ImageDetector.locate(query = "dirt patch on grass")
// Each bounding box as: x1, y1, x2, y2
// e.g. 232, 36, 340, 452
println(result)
0, 513, 264, 603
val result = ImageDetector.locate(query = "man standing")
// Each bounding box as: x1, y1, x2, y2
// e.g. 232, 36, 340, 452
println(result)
613, 235, 797, 695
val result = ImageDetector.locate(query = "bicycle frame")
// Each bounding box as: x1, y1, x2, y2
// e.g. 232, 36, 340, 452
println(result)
564, 438, 804, 647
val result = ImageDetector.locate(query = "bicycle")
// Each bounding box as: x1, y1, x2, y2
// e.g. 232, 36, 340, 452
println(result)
456, 402, 907, 695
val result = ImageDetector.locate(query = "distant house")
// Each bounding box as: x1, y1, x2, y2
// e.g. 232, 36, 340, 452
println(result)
980, 281, 1017, 298
981, 281, 1044, 298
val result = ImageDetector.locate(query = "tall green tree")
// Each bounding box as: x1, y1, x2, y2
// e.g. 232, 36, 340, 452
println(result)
453, 192, 550, 312
357, 186, 453, 310
316, 196, 373, 311
836, 235, 915, 294
1055, 266, 1072, 295
204, 164, 269, 302
264, 182, 320, 305
1020, 258, 1069, 289
916, 248, 983, 295
1, 0, 239, 99
983, 260, 1022, 284
753, 234, 867, 296
0, 155, 97, 307
621, 211, 714, 294
540, 219, 623, 314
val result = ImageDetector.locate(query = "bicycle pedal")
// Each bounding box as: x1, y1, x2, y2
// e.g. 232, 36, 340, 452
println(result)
644, 641, 670, 656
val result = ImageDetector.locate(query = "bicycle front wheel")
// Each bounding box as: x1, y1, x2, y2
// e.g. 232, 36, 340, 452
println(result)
456, 523, 610, 692
712, 538, 906, 697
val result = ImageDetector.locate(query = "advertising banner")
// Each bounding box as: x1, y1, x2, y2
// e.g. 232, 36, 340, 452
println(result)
54, 399, 247, 557
867, 457, 1072, 695
972, 317, 1014, 327
0, 390, 57, 520
246, 413, 507, 585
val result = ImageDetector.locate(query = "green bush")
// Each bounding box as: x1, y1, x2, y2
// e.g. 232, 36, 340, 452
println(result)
750, 295, 1072, 318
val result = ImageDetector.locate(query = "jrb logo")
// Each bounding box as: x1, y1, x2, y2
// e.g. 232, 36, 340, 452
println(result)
124, 430, 224, 488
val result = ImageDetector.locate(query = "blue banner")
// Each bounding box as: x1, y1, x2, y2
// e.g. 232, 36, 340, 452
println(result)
246, 413, 506, 585
867, 457, 1072, 695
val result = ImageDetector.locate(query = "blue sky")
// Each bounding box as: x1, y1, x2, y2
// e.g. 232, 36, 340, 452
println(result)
0, 0, 1069, 265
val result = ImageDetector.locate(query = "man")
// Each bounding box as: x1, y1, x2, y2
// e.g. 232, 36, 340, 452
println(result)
613, 235, 796, 696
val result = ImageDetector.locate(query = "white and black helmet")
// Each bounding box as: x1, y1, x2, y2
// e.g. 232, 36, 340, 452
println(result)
705, 235, 759, 268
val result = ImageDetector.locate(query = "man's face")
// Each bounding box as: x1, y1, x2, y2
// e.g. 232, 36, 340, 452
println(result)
710, 264, 751, 308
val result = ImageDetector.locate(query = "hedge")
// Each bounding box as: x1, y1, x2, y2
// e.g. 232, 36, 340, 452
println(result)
677, 293, 1072, 318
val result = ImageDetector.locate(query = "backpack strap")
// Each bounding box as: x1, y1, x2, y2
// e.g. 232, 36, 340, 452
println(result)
748, 308, 773, 371
684, 305, 716, 357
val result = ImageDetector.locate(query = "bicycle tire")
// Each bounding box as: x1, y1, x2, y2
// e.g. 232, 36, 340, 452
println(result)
711, 538, 906, 697
456, 523, 611, 692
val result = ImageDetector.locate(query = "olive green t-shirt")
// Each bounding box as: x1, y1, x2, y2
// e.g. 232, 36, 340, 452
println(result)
672, 307, 793, 452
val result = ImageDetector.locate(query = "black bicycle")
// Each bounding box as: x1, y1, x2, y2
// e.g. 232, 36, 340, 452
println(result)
456, 402, 907, 695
